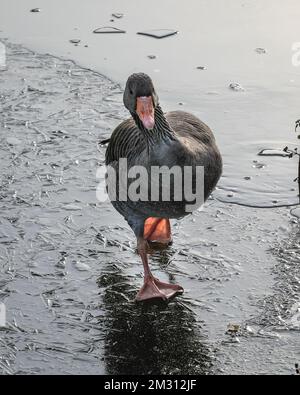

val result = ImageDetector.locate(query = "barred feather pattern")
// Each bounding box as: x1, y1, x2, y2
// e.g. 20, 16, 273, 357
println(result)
105, 105, 176, 165
104, 103, 222, 236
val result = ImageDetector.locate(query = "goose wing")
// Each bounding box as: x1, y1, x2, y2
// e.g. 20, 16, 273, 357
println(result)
166, 111, 217, 146
105, 119, 146, 165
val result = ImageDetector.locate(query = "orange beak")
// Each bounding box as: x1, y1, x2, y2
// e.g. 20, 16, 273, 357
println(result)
136, 96, 155, 130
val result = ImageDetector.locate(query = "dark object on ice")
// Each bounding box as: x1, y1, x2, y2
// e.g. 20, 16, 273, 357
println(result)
93, 26, 126, 34
253, 162, 266, 169
258, 149, 291, 158
69, 39, 81, 44
281, 120, 300, 201
255, 48, 267, 54
226, 324, 240, 334
103, 73, 222, 302
112, 13, 124, 19
295, 119, 300, 135
147, 55, 157, 60
197, 66, 207, 70
137, 29, 178, 39
30, 8, 41, 13
229, 82, 244, 91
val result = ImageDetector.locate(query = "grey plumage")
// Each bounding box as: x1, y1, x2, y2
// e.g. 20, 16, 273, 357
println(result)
104, 74, 222, 238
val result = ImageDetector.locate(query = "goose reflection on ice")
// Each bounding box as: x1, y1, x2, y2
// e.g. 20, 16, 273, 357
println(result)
97, 261, 213, 375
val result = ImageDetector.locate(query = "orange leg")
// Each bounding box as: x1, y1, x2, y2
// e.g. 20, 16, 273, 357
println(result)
143, 217, 172, 244
135, 237, 183, 302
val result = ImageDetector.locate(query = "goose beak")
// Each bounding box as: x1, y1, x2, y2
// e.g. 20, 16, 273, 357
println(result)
136, 96, 155, 130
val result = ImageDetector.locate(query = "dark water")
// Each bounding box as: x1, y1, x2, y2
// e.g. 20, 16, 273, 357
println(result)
99, 267, 212, 375
0, 42, 299, 375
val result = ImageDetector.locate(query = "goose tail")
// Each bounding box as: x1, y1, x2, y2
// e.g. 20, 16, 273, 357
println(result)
99, 138, 110, 147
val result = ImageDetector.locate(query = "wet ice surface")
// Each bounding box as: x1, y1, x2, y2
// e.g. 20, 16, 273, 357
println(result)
216, 139, 300, 208
0, 43, 125, 374
0, 43, 299, 375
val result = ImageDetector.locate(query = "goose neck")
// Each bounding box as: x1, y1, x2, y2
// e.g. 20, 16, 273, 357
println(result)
132, 105, 175, 144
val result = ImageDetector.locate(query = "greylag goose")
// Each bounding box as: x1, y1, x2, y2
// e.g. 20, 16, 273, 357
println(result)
103, 73, 222, 302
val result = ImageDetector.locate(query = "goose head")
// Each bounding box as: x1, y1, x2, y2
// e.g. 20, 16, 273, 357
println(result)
123, 73, 159, 130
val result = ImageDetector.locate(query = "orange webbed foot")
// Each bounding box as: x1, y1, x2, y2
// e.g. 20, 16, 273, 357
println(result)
135, 275, 183, 302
